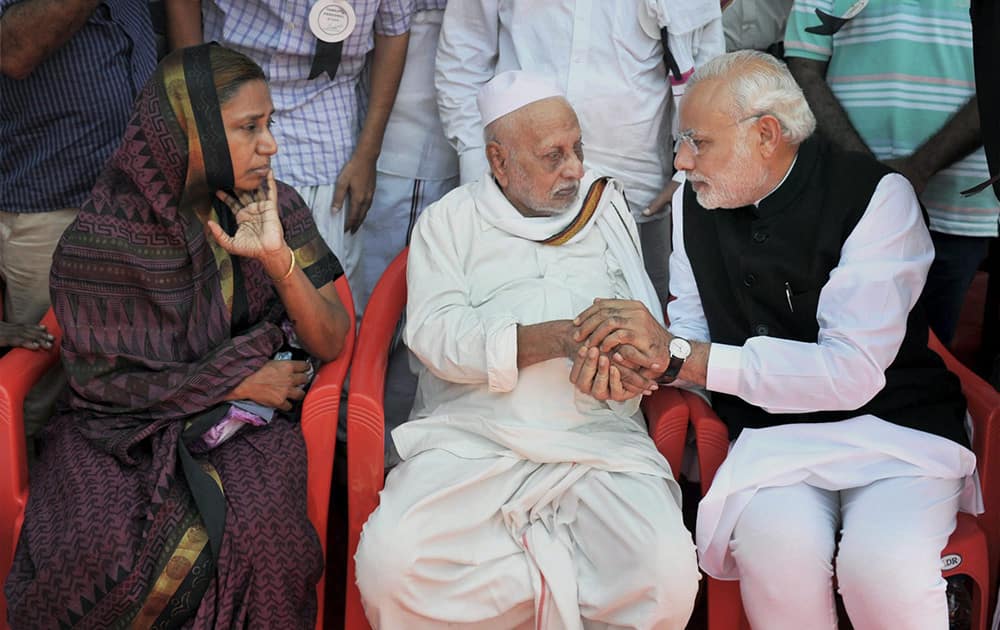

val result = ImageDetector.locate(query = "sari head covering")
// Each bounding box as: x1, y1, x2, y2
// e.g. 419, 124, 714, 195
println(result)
6, 44, 339, 629
51, 42, 340, 450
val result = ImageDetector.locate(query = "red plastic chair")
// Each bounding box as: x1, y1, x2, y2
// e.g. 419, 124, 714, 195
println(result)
302, 275, 356, 630
343, 248, 409, 630
0, 276, 355, 630
343, 247, 692, 629
0, 308, 62, 629
689, 330, 1000, 630
930, 331, 1000, 619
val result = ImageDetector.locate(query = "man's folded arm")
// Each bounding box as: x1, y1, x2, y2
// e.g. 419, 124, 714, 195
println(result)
404, 210, 523, 391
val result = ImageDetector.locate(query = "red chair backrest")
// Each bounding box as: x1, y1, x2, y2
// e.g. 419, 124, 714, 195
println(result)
344, 248, 409, 630
928, 330, 1000, 607
301, 275, 355, 630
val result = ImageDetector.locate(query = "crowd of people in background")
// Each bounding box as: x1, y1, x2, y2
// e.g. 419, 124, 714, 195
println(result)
1, 0, 998, 628
3, 1, 997, 411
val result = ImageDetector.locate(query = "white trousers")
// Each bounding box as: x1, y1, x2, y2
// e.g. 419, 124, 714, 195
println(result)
294, 184, 363, 300
730, 476, 963, 630
358, 172, 458, 311
356, 449, 700, 629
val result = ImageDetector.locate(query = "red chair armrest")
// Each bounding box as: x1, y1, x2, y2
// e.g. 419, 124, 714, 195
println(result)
930, 329, 1000, 610
302, 276, 356, 552
682, 389, 729, 496
642, 387, 688, 476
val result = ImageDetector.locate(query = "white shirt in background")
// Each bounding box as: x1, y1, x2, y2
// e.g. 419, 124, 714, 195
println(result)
434, 0, 723, 220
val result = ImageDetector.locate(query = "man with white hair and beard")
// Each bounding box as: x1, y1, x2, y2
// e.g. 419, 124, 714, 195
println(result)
573, 50, 981, 629
354, 70, 699, 629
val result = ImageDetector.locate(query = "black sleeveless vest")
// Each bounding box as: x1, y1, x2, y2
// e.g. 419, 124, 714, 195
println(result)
682, 135, 968, 446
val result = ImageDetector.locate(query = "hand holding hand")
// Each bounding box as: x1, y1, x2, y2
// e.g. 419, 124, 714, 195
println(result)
573, 298, 673, 372
568, 345, 654, 401
229, 360, 309, 411
209, 170, 286, 260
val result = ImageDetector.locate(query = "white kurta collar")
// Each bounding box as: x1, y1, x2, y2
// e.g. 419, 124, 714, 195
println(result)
472, 170, 603, 243
472, 169, 664, 325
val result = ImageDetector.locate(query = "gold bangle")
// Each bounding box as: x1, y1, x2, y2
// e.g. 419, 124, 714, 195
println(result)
274, 246, 296, 284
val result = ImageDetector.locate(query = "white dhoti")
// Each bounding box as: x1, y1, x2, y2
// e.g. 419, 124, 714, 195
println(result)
356, 448, 699, 629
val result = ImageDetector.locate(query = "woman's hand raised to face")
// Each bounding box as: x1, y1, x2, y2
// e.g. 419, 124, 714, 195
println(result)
209, 170, 286, 261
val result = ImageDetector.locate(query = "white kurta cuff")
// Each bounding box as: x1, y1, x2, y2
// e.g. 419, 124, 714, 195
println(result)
459, 150, 489, 185
485, 316, 519, 393
706, 342, 742, 396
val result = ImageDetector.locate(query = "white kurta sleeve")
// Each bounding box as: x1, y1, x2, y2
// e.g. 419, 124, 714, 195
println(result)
692, 19, 725, 66
435, 0, 499, 184
666, 180, 711, 342
706, 173, 935, 413
403, 203, 519, 391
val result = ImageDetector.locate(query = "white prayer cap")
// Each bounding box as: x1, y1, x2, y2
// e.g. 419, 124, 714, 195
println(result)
477, 70, 565, 128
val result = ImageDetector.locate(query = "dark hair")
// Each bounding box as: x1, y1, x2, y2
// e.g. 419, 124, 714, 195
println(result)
209, 45, 266, 104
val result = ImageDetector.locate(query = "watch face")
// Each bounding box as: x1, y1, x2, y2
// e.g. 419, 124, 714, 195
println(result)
669, 337, 692, 359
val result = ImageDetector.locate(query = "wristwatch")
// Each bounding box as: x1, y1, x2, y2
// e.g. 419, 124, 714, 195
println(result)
657, 337, 691, 384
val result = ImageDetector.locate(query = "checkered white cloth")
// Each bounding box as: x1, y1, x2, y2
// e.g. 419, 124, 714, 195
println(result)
204, 0, 413, 188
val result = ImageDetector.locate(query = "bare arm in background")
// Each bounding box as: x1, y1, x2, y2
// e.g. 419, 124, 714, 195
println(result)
0, 0, 100, 79
164, 0, 203, 49
786, 56, 872, 155
335, 31, 409, 233
884, 98, 982, 194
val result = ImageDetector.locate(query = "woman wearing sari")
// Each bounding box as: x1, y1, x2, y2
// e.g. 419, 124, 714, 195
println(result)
4, 44, 350, 628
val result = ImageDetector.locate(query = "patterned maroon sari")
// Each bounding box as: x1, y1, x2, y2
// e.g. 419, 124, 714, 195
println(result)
4, 45, 341, 629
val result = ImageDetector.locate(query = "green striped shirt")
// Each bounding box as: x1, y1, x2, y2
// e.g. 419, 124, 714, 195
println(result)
785, 0, 998, 237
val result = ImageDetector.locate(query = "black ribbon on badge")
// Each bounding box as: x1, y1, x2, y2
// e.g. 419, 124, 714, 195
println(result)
660, 27, 683, 82
309, 40, 343, 80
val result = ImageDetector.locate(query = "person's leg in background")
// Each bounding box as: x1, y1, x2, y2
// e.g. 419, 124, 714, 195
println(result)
922, 230, 990, 346
0, 208, 77, 442
296, 184, 364, 303
359, 172, 458, 312
638, 212, 671, 311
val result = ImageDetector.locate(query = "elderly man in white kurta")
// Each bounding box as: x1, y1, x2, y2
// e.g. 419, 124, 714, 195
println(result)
435, 0, 725, 307
354, 71, 699, 629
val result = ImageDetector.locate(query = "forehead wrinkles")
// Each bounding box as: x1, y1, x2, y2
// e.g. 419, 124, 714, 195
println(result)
521, 101, 578, 147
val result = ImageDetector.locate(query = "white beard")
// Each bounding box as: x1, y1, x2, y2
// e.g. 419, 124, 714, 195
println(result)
531, 186, 580, 215
689, 141, 769, 209
507, 164, 580, 216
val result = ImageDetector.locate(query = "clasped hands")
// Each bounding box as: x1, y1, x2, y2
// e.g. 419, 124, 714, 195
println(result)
567, 298, 675, 402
